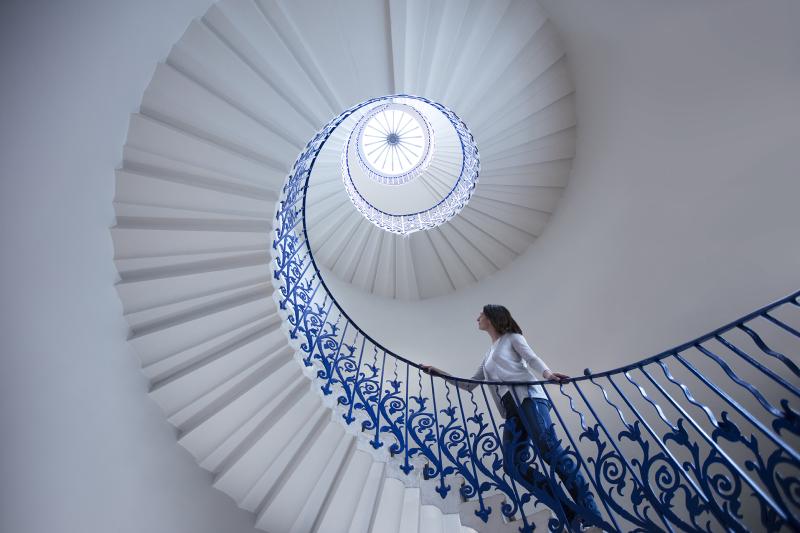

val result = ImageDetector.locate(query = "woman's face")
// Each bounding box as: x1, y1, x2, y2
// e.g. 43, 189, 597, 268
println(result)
477, 311, 490, 331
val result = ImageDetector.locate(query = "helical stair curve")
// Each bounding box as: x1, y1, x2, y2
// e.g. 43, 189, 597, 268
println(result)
275, 98, 800, 532
109, 0, 800, 532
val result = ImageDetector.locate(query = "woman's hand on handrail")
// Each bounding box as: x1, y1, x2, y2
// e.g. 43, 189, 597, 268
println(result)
421, 364, 476, 391
543, 370, 570, 383
420, 364, 446, 377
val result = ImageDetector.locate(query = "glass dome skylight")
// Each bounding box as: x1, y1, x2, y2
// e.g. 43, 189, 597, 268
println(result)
340, 95, 479, 236
354, 103, 433, 185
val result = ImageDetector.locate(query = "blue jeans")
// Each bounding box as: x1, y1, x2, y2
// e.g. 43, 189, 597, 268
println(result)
501, 392, 604, 529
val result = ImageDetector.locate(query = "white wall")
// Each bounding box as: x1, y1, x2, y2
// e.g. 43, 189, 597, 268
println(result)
327, 0, 800, 378
0, 1, 258, 532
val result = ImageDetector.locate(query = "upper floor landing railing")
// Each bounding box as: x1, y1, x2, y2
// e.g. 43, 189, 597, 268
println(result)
271, 96, 800, 532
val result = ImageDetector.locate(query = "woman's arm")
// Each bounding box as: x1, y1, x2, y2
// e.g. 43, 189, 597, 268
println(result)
510, 334, 569, 382
420, 364, 483, 391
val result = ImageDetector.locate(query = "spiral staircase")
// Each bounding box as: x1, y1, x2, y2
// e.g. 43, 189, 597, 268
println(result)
110, 0, 800, 532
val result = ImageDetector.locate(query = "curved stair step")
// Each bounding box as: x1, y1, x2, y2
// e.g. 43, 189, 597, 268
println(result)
314, 449, 379, 533
371, 476, 405, 533
254, 418, 346, 530
168, 18, 316, 147
125, 114, 283, 187
203, 1, 333, 125
178, 356, 305, 465
398, 486, 421, 533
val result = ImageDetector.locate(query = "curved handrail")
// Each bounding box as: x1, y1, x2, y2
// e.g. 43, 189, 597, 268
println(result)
272, 97, 800, 532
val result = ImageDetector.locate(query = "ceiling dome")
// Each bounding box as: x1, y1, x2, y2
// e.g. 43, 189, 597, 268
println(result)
335, 95, 479, 236
352, 100, 435, 185
298, 0, 576, 299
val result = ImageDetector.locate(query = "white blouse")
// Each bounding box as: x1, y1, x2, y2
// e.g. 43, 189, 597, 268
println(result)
461, 333, 551, 416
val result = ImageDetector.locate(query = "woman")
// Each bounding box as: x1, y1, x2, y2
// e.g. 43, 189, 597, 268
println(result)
422, 304, 604, 531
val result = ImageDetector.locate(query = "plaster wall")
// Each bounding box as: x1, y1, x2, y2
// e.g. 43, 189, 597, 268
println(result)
0, 1, 258, 532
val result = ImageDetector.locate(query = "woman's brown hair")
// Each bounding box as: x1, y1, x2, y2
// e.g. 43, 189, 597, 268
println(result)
482, 304, 523, 335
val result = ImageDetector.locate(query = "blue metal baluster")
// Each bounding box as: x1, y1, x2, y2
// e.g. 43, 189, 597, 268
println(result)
278, 189, 309, 222
289, 273, 322, 338
454, 383, 490, 522
430, 373, 451, 499
274, 204, 303, 247
574, 380, 674, 533
275, 189, 298, 229
542, 385, 621, 533
292, 286, 325, 352
279, 252, 309, 313
311, 308, 341, 378
343, 335, 366, 424
300, 293, 332, 366
714, 332, 800, 396
654, 360, 717, 427
321, 320, 350, 395
559, 383, 646, 531
274, 233, 307, 280
438, 381, 480, 501
693, 342, 792, 426
676, 351, 800, 457
762, 310, 800, 339
315, 303, 346, 386
332, 327, 358, 409
641, 362, 795, 530
273, 229, 299, 277
606, 372, 717, 532
702, 331, 800, 459
281, 252, 314, 308
354, 344, 381, 437
465, 383, 523, 524
508, 386, 572, 532
479, 383, 529, 530
380, 357, 405, 457
736, 322, 800, 378
401, 362, 412, 474
370, 350, 387, 449
408, 368, 443, 483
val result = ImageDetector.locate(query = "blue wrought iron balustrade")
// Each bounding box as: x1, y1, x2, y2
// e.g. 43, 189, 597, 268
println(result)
271, 98, 800, 532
